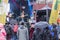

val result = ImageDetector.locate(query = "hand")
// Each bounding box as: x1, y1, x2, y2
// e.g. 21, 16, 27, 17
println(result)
21, 15, 24, 18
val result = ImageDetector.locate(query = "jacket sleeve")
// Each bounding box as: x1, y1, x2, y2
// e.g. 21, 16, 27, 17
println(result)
17, 28, 19, 40
31, 31, 35, 40
2, 29, 7, 36
26, 28, 29, 40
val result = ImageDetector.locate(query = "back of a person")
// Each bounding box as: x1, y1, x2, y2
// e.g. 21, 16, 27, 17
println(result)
5, 24, 13, 35
18, 27, 27, 40
52, 24, 58, 40
56, 25, 60, 34
17, 22, 29, 40
43, 27, 51, 40
4, 23, 13, 40
32, 28, 43, 40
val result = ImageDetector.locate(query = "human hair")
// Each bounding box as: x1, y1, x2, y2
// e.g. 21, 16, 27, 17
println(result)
21, 22, 24, 25
59, 13, 60, 15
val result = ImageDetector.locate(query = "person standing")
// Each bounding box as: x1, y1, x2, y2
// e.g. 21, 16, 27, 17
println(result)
0, 23, 6, 40
56, 22, 60, 40
13, 23, 18, 40
17, 22, 29, 40
4, 22, 13, 40
29, 22, 35, 40
56, 12, 60, 40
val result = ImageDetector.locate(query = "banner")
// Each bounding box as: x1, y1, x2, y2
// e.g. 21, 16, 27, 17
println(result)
27, 0, 33, 17
3, 0, 8, 3
49, 0, 60, 24
0, 0, 8, 25
0, 13, 6, 25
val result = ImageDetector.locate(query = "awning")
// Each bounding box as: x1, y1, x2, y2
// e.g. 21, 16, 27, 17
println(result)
38, 5, 51, 10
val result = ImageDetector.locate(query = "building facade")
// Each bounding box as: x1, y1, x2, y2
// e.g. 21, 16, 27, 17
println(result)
31, 0, 53, 10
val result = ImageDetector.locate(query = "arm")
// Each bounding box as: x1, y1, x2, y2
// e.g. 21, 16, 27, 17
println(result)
26, 28, 29, 40
2, 29, 7, 36
17, 28, 19, 40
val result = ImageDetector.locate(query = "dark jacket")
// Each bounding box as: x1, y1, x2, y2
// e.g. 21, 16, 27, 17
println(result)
53, 27, 58, 40
32, 27, 52, 40
43, 27, 51, 40
4, 24, 13, 35
32, 28, 43, 40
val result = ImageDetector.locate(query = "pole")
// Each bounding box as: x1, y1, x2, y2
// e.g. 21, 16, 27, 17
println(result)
46, 6, 48, 22
46, 0, 48, 22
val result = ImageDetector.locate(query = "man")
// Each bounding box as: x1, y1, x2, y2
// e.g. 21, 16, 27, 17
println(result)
56, 22, 60, 40
57, 11, 60, 40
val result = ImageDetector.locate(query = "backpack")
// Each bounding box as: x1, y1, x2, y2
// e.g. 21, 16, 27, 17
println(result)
13, 24, 18, 32
32, 28, 43, 40
43, 27, 51, 40
48, 25, 54, 37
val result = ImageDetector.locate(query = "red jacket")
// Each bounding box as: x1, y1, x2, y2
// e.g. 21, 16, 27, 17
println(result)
29, 27, 34, 40
13, 24, 18, 32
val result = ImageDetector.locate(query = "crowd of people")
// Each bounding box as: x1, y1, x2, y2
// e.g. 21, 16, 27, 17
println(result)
0, 17, 60, 40
0, 12, 60, 40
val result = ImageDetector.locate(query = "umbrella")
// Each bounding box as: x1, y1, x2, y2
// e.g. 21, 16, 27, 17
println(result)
10, 19, 17, 25
34, 21, 49, 30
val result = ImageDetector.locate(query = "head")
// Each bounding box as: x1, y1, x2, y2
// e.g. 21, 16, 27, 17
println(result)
57, 21, 59, 25
5, 22, 10, 25
14, 22, 18, 25
30, 23, 35, 28
52, 23, 55, 25
45, 27, 49, 30
59, 13, 60, 15
9, 13, 12, 17
20, 22, 25, 26
52, 23, 57, 28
